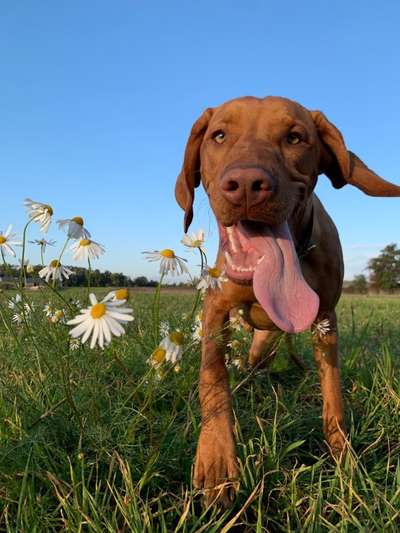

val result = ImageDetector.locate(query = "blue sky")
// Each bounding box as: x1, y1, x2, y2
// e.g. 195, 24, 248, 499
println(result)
1, 1, 399, 281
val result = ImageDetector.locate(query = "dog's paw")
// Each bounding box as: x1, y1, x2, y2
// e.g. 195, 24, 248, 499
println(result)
193, 429, 239, 507
325, 420, 347, 460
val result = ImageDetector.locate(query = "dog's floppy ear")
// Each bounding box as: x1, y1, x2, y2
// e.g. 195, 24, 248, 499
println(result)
311, 110, 400, 196
175, 108, 213, 232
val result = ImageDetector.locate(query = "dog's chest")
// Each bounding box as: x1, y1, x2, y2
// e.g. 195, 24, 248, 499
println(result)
239, 303, 281, 331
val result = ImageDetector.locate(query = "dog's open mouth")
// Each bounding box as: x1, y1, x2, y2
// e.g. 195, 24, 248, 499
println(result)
219, 220, 320, 333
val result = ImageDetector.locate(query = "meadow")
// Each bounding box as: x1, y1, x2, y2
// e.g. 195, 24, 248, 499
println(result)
0, 288, 399, 532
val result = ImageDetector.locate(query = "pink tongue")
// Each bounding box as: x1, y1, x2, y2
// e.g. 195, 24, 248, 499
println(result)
251, 222, 319, 333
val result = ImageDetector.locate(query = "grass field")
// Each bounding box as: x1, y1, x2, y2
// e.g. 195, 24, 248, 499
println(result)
0, 289, 399, 532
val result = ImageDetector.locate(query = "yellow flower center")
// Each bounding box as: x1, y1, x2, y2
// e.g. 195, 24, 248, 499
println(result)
50, 260, 61, 268
55, 310, 64, 318
208, 267, 221, 278
115, 288, 129, 300
152, 347, 166, 364
79, 239, 92, 247
91, 303, 106, 319
192, 239, 202, 247
44, 205, 53, 216
72, 216, 84, 226
169, 331, 184, 345
160, 249, 175, 258
0, 236, 6, 244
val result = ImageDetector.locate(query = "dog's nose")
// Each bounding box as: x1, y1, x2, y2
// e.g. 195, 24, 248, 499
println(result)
220, 167, 275, 207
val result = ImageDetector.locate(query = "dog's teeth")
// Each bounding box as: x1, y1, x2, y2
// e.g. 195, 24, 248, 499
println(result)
225, 251, 233, 266
226, 226, 238, 252
257, 256, 265, 265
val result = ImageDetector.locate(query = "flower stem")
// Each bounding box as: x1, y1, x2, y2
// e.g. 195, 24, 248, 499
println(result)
188, 248, 206, 323
87, 257, 92, 303
19, 219, 33, 289
152, 272, 164, 344
53, 237, 70, 288
57, 237, 70, 264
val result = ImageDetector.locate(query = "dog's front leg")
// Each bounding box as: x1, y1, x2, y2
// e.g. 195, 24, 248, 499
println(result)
193, 293, 238, 507
313, 310, 347, 456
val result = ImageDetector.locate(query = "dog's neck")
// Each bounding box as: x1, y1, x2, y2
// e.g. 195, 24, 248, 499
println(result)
290, 196, 316, 259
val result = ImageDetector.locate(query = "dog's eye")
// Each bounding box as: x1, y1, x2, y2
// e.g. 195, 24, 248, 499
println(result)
212, 130, 226, 144
287, 132, 302, 145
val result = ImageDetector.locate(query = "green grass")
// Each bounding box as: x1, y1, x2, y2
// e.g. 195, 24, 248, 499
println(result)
0, 290, 399, 531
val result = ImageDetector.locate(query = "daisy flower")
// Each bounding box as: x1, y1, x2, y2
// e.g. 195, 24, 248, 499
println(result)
197, 266, 227, 292
181, 228, 206, 252
159, 330, 184, 364
192, 310, 203, 342
148, 346, 167, 367
69, 338, 80, 351
24, 198, 53, 233
70, 239, 105, 261
50, 309, 65, 324
312, 318, 332, 339
43, 302, 55, 317
192, 322, 203, 342
39, 260, 74, 283
19, 258, 35, 274
12, 313, 24, 325
29, 238, 56, 252
143, 249, 188, 276
11, 302, 33, 325
67, 293, 134, 349
108, 288, 130, 303
57, 217, 91, 240
8, 293, 22, 309
0, 225, 22, 257
159, 320, 170, 337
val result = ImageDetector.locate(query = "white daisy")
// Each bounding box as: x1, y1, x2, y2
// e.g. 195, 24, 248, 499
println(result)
38, 260, 74, 283
19, 258, 35, 274
57, 217, 91, 240
181, 228, 206, 252
197, 266, 227, 292
29, 238, 56, 252
0, 225, 22, 257
26, 263, 35, 274
192, 310, 203, 342
12, 313, 24, 325
148, 346, 167, 368
8, 293, 22, 309
24, 198, 53, 233
229, 314, 244, 332
43, 302, 55, 317
108, 288, 129, 303
70, 239, 105, 261
312, 318, 332, 339
159, 330, 184, 364
143, 249, 188, 276
67, 293, 134, 349
50, 309, 65, 324
192, 322, 203, 342
69, 338, 80, 351
160, 321, 170, 337
11, 301, 33, 325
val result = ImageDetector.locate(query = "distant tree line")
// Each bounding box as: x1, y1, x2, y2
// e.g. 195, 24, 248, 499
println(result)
0, 264, 195, 288
346, 243, 400, 294
2, 243, 397, 294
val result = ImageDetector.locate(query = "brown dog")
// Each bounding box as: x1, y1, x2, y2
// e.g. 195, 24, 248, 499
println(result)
175, 96, 400, 506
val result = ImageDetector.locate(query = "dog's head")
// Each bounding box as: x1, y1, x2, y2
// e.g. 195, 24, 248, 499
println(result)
175, 96, 400, 331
